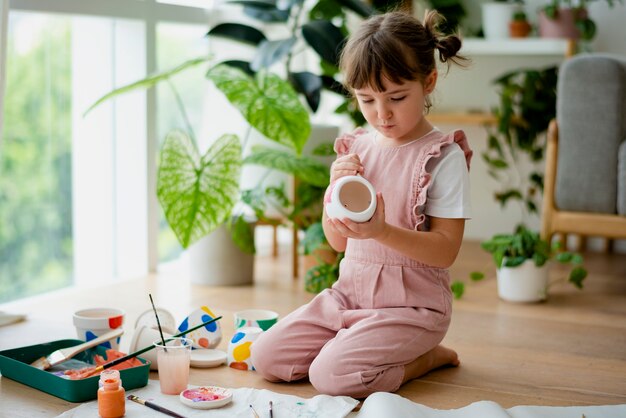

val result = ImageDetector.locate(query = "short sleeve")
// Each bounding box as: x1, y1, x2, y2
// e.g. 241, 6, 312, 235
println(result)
424, 143, 472, 219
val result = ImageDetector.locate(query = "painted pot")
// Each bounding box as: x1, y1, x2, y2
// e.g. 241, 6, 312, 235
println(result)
227, 326, 263, 371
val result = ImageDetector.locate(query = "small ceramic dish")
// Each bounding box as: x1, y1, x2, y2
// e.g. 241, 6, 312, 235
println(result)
179, 386, 233, 409
190, 348, 227, 368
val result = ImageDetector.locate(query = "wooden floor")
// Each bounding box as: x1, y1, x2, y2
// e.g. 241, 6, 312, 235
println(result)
0, 239, 625, 416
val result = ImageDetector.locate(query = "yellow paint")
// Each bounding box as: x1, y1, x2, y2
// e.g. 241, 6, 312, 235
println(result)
201, 306, 216, 317
232, 342, 252, 361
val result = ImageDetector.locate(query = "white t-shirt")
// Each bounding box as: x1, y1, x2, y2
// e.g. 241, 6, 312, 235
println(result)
424, 141, 472, 219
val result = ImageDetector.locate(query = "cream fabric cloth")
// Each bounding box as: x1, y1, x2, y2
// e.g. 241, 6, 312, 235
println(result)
55, 380, 358, 418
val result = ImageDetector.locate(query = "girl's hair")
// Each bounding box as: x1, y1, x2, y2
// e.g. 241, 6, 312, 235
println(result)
339, 10, 466, 110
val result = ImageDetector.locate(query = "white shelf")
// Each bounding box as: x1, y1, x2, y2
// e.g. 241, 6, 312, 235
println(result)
462, 38, 573, 56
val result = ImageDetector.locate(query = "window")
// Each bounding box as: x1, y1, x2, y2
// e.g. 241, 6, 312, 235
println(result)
0, 0, 211, 303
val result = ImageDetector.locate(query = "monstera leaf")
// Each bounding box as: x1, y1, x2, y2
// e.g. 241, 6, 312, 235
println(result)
206, 64, 310, 155
157, 131, 242, 248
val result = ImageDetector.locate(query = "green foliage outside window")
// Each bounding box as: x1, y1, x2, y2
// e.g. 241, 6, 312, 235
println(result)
0, 20, 73, 303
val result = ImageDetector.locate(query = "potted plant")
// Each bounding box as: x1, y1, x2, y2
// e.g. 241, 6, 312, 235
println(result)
509, 10, 532, 38
85, 58, 326, 285
538, 0, 623, 41
477, 224, 587, 302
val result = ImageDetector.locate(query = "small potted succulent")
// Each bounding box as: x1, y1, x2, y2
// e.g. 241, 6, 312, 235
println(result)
509, 10, 532, 38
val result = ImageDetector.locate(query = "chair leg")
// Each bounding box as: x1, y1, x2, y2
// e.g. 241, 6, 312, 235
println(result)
292, 226, 299, 279
271, 224, 278, 258
575, 235, 586, 253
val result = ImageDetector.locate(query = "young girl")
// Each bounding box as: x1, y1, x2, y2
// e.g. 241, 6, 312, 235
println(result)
252, 10, 472, 398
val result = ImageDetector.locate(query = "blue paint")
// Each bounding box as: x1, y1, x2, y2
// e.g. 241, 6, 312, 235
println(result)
201, 314, 217, 332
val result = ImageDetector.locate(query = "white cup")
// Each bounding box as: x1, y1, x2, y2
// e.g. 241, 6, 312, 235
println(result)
234, 309, 278, 331
72, 307, 125, 350
128, 325, 173, 370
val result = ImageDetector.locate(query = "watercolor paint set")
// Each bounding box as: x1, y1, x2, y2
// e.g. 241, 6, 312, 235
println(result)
0, 339, 150, 402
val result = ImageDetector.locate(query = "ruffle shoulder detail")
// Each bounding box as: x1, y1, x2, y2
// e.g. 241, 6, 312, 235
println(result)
411, 130, 473, 231
333, 128, 369, 157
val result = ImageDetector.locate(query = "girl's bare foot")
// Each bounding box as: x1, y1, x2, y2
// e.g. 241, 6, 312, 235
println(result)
402, 345, 460, 384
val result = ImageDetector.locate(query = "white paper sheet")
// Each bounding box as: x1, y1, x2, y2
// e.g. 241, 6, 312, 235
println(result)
347, 392, 626, 418
55, 380, 359, 418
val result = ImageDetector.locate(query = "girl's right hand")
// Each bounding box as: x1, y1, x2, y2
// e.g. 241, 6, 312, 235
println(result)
330, 153, 364, 183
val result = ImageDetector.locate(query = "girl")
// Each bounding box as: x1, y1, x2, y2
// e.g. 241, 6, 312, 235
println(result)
252, 10, 472, 398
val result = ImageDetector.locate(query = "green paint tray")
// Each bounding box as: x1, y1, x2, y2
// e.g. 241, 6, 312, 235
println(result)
0, 339, 150, 402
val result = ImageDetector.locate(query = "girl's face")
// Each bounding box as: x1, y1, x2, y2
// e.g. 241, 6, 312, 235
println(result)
354, 71, 437, 143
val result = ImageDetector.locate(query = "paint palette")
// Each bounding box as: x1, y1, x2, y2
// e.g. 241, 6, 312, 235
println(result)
179, 386, 233, 409
176, 306, 222, 349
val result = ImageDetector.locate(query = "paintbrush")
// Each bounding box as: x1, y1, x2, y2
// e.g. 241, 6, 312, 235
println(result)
73, 315, 222, 378
30, 328, 124, 370
128, 394, 187, 418
149, 294, 167, 351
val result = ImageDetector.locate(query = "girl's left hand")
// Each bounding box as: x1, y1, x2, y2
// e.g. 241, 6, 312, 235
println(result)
328, 193, 388, 240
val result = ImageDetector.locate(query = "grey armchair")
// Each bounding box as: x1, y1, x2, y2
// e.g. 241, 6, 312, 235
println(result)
541, 53, 626, 249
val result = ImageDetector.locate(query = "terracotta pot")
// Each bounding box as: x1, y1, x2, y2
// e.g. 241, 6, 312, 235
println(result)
538, 8, 587, 39
509, 20, 532, 38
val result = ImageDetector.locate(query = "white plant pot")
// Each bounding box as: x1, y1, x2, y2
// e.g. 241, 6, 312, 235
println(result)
496, 259, 549, 302
482, 2, 521, 39
188, 225, 254, 286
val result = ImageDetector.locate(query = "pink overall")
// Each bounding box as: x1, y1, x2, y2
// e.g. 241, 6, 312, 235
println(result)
252, 128, 472, 398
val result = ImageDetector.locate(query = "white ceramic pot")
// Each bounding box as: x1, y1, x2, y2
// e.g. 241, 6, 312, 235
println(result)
325, 175, 377, 223
188, 224, 254, 286
496, 259, 549, 302
481, 2, 521, 39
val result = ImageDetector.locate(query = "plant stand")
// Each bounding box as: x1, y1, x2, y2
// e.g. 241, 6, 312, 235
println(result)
497, 260, 549, 302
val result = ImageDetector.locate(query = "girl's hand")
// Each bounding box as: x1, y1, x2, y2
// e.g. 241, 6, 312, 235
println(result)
330, 153, 364, 183
327, 193, 388, 240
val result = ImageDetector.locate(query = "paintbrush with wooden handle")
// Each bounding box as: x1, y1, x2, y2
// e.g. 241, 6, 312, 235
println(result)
30, 328, 124, 370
